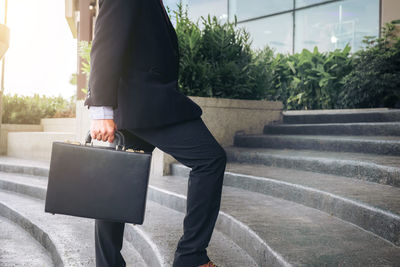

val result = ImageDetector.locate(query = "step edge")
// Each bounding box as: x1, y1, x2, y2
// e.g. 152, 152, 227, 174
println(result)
0, 183, 163, 267
0, 162, 49, 177
282, 108, 393, 115
0, 178, 47, 200
226, 147, 400, 173
171, 163, 400, 246
224, 171, 400, 219
0, 181, 165, 267
147, 185, 291, 267
8, 163, 396, 250
0, 178, 253, 267
237, 134, 400, 143
0, 199, 63, 267
265, 122, 400, 126
173, 163, 400, 219
124, 224, 164, 267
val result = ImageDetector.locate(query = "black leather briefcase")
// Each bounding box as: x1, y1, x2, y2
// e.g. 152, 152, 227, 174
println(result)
44, 130, 152, 224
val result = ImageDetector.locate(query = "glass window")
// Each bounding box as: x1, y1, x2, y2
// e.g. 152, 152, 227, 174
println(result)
162, 0, 180, 26
294, 0, 379, 53
229, 0, 293, 21
174, 0, 228, 25
240, 12, 293, 54
296, 0, 332, 8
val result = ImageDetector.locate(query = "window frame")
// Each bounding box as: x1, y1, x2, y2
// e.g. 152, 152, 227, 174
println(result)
227, 0, 382, 54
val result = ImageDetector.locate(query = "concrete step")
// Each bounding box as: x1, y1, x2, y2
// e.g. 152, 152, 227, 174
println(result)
147, 174, 400, 266
234, 134, 400, 156
264, 122, 400, 136
0, 166, 257, 266
1, 155, 400, 246
1, 159, 400, 266
282, 109, 400, 124
127, 201, 257, 266
0, 189, 146, 266
171, 162, 400, 246
0, 215, 53, 266
7, 132, 75, 162
0, 189, 95, 266
0, 156, 50, 177
225, 146, 400, 187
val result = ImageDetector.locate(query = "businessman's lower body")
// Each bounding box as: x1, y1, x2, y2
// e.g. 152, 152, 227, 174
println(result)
94, 117, 227, 267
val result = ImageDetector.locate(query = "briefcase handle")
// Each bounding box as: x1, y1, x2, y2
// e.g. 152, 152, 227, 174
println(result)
85, 130, 126, 151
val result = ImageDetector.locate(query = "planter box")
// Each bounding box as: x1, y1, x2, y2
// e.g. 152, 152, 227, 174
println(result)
41, 117, 76, 132
189, 96, 282, 147
7, 131, 75, 162
75, 96, 283, 176
0, 124, 43, 155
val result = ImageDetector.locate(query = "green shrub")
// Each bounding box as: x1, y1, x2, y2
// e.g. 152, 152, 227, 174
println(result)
268, 21, 400, 110
338, 22, 400, 108
76, 2, 399, 110
267, 45, 353, 110
77, 40, 92, 95
174, 2, 273, 100
1, 93, 76, 124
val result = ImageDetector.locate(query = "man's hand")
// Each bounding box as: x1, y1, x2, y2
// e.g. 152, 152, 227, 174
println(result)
90, 119, 117, 143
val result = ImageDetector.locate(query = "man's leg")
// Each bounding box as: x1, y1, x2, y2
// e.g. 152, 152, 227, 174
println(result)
126, 117, 227, 267
95, 131, 155, 267
95, 220, 125, 267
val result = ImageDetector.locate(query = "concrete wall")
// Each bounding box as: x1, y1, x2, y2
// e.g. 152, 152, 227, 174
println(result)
7, 131, 76, 162
381, 0, 400, 26
0, 118, 77, 155
381, 0, 400, 37
190, 96, 282, 146
41, 118, 76, 132
75, 96, 282, 175
0, 124, 43, 155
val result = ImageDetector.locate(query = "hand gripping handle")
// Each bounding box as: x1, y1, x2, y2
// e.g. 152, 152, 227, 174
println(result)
85, 129, 126, 151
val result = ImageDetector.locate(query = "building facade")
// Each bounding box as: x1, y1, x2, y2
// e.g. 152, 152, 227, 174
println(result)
166, 0, 398, 54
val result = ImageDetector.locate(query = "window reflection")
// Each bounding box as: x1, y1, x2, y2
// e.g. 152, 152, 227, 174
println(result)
241, 13, 293, 54
163, 0, 228, 26
166, 0, 380, 54
296, 0, 331, 8
176, 0, 228, 25
229, 0, 293, 21
295, 0, 379, 53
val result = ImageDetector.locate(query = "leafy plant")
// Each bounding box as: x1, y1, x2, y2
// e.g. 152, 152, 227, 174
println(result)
339, 21, 400, 108
73, 3, 399, 110
77, 40, 92, 95
267, 45, 353, 110
1, 93, 76, 124
174, 1, 272, 100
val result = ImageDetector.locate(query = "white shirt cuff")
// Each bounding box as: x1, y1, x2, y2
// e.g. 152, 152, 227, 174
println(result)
89, 106, 114, 119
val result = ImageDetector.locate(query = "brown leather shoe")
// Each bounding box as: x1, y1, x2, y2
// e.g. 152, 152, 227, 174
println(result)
198, 261, 218, 267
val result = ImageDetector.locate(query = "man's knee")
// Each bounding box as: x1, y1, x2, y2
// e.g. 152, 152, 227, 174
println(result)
217, 146, 227, 165
209, 145, 227, 170
189, 145, 226, 173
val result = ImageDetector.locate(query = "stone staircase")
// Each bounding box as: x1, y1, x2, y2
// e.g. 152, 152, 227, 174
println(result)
0, 109, 400, 266
0, 157, 256, 267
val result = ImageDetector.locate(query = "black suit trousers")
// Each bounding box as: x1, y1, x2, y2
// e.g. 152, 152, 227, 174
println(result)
95, 117, 227, 267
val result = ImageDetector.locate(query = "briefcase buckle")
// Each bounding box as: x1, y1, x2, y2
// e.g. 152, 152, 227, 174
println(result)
65, 140, 81, 146
126, 148, 145, 153
115, 144, 126, 151
83, 141, 94, 147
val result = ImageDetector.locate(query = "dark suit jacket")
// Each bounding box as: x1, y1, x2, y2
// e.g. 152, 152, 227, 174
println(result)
84, 0, 202, 129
